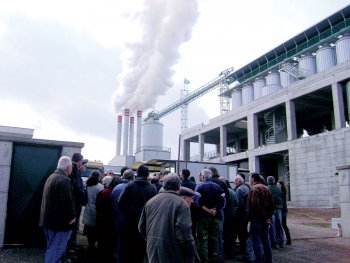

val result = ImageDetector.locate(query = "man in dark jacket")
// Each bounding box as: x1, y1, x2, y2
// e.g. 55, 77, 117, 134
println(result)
180, 168, 196, 191
118, 165, 156, 263
267, 175, 284, 248
39, 156, 76, 263
195, 169, 225, 263
139, 174, 198, 263
248, 173, 274, 263
67, 153, 85, 252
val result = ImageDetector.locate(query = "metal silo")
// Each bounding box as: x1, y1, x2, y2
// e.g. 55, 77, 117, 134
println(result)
141, 115, 163, 149
242, 82, 254, 104
231, 87, 242, 110
316, 44, 336, 72
335, 33, 350, 64
253, 77, 266, 100
280, 71, 296, 88
261, 71, 282, 97
299, 53, 317, 77
265, 70, 281, 85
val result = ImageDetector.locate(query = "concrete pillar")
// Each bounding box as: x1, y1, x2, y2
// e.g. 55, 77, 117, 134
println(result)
181, 139, 190, 161
247, 114, 259, 150
337, 165, 350, 238
199, 134, 204, 162
332, 83, 346, 129
220, 125, 227, 157
285, 100, 297, 141
235, 135, 240, 153
0, 142, 13, 248
249, 156, 260, 174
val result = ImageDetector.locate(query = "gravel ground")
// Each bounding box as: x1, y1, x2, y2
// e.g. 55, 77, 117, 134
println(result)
0, 207, 348, 263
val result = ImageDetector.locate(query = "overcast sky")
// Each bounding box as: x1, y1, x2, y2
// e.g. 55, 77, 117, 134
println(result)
0, 0, 349, 164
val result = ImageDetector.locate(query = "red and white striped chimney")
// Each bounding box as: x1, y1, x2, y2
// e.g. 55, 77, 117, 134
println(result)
116, 115, 122, 155
122, 109, 130, 155
136, 110, 142, 151
129, 116, 135, 156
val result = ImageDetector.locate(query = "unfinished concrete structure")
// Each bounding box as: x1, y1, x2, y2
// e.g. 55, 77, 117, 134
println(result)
180, 5, 350, 207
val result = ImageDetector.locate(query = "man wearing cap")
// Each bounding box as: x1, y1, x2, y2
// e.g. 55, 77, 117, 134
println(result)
39, 156, 76, 263
139, 174, 198, 263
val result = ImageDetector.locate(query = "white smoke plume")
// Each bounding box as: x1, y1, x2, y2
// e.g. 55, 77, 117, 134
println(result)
112, 0, 199, 114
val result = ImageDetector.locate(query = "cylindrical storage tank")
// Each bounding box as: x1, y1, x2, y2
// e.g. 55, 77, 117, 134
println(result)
265, 70, 281, 86
116, 115, 122, 155
122, 109, 130, 155
141, 117, 163, 148
316, 44, 336, 72
335, 33, 350, 64
136, 110, 142, 151
299, 53, 316, 77
262, 84, 282, 97
280, 71, 296, 88
242, 82, 254, 105
253, 77, 266, 100
231, 87, 242, 110
128, 117, 134, 156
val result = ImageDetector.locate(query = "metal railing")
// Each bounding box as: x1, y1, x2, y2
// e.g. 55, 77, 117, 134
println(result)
135, 146, 171, 154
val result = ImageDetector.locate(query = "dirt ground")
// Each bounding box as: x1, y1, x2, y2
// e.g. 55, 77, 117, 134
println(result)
0, 207, 343, 263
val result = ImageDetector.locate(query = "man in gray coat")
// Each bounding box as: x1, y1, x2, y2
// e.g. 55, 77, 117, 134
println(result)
139, 173, 198, 263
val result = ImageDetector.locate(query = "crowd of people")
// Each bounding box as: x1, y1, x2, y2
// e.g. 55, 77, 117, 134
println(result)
39, 154, 292, 263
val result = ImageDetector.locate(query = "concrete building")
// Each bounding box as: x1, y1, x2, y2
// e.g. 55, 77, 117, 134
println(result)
180, 5, 350, 208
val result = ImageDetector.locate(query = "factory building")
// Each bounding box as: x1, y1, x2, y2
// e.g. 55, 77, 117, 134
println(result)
180, 5, 350, 208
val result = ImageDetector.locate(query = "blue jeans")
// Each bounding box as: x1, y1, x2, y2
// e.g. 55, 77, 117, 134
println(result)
269, 209, 284, 246
44, 228, 72, 263
250, 218, 272, 263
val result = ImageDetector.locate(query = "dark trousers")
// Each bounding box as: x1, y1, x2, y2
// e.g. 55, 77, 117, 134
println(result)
67, 204, 82, 249
232, 215, 248, 252
282, 215, 291, 243
119, 222, 146, 263
250, 218, 272, 263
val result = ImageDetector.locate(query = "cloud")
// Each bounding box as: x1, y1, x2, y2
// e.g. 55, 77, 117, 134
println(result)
0, 13, 122, 140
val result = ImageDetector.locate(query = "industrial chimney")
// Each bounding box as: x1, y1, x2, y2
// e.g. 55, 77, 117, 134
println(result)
136, 110, 142, 151
129, 116, 135, 156
116, 115, 122, 155
122, 109, 130, 155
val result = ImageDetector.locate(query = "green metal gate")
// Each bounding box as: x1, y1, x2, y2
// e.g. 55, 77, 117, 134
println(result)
5, 143, 61, 246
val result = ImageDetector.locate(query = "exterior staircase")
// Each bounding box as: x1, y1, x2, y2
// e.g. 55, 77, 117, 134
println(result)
279, 62, 311, 79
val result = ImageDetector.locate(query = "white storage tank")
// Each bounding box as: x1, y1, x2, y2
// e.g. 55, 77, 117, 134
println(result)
316, 44, 336, 72
262, 84, 282, 97
242, 82, 254, 104
253, 77, 266, 100
141, 116, 163, 148
299, 53, 317, 77
280, 71, 296, 88
265, 70, 281, 85
335, 33, 350, 64
231, 87, 242, 110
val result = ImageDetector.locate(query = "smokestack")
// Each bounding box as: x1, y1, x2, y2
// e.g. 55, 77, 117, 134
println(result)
122, 109, 130, 155
136, 110, 142, 151
116, 115, 122, 155
129, 117, 135, 156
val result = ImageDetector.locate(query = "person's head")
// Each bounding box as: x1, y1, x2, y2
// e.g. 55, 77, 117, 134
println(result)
57, 156, 73, 175
260, 175, 267, 185
249, 172, 261, 184
234, 175, 244, 186
108, 176, 119, 189
208, 167, 219, 178
123, 169, 135, 180
106, 169, 114, 176
120, 166, 129, 177
71, 153, 83, 166
99, 168, 105, 181
278, 180, 288, 193
80, 164, 87, 173
201, 169, 212, 181
267, 176, 275, 185
137, 165, 149, 178
102, 175, 113, 188
86, 170, 100, 186
179, 187, 195, 207
220, 176, 231, 188
181, 169, 190, 179
237, 173, 245, 181
163, 173, 181, 191
189, 176, 196, 183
